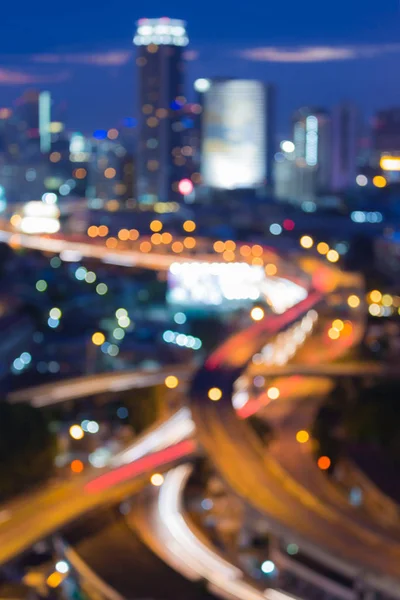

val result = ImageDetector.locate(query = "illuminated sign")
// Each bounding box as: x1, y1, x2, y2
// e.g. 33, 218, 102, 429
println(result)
134, 18, 188, 47
380, 156, 400, 171
201, 80, 267, 189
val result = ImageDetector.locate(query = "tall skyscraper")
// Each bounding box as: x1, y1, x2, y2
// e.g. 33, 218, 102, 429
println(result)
331, 104, 359, 191
199, 79, 275, 191
15, 90, 51, 157
134, 18, 189, 205
292, 107, 331, 201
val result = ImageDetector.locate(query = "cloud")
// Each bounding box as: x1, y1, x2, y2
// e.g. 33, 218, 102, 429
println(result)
31, 50, 132, 67
239, 43, 400, 63
0, 67, 69, 85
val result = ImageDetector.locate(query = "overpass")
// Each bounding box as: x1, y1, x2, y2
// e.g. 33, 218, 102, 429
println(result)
8, 366, 192, 407
248, 362, 399, 379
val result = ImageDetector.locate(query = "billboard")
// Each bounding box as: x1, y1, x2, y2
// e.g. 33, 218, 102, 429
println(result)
201, 80, 266, 189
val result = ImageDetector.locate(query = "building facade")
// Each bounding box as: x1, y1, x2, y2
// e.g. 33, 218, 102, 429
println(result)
134, 18, 189, 205
199, 79, 275, 191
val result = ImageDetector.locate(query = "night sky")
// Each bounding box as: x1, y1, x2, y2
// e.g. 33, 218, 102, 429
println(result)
1, 0, 400, 136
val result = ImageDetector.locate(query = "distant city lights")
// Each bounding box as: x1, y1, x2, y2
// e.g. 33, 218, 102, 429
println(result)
163, 330, 202, 350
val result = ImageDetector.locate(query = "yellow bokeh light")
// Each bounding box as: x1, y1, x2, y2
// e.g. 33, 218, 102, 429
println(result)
106, 237, 118, 249
300, 235, 314, 249
183, 220, 196, 232
369, 303, 381, 316
251, 244, 263, 257
172, 241, 184, 253
165, 375, 179, 389
97, 225, 109, 237
183, 236, 196, 249
373, 175, 387, 188
140, 241, 152, 253
267, 387, 280, 400
296, 430, 310, 444
239, 245, 251, 257
150, 219, 163, 232
92, 332, 105, 346
118, 228, 130, 241
332, 319, 344, 331
223, 250, 235, 262
265, 263, 277, 276
347, 295, 360, 308
151, 233, 162, 245
213, 240, 225, 253
47, 572, 63, 589
225, 240, 236, 252
208, 387, 222, 401
69, 425, 84, 440
328, 328, 340, 340
10, 214, 22, 228
150, 473, 164, 486
161, 232, 172, 244
251, 307, 265, 321
382, 294, 393, 307
317, 242, 329, 255
369, 290, 382, 303
87, 225, 98, 238
326, 249, 339, 263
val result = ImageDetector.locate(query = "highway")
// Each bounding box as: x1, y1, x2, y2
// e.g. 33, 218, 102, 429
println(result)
8, 365, 192, 407
190, 306, 400, 597
61, 505, 219, 600
2, 228, 395, 598
131, 464, 294, 600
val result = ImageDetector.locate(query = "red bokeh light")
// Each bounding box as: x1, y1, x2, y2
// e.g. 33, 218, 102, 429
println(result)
283, 219, 295, 231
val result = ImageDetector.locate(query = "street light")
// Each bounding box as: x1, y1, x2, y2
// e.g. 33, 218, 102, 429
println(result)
150, 473, 164, 486
251, 307, 264, 321
92, 332, 105, 346
300, 235, 314, 249
165, 375, 179, 389
208, 387, 222, 401
69, 425, 84, 440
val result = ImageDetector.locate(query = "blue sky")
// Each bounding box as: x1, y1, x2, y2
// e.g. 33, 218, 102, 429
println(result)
1, 0, 399, 136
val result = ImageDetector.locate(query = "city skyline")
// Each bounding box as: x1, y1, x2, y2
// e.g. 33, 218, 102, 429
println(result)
1, 2, 400, 135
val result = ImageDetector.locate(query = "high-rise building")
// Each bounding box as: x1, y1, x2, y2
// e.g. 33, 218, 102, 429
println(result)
331, 104, 359, 191
134, 18, 189, 205
373, 108, 400, 155
199, 79, 275, 191
292, 107, 331, 201
15, 90, 51, 157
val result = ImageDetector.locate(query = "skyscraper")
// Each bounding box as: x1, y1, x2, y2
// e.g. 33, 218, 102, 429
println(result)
134, 18, 189, 205
292, 107, 331, 201
199, 79, 275, 191
15, 90, 51, 157
331, 104, 359, 191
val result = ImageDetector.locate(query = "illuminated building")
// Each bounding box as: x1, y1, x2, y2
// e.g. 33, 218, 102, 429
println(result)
331, 104, 359, 191
15, 90, 52, 157
199, 79, 275, 190
134, 18, 189, 205
274, 140, 296, 201
292, 107, 331, 201
88, 136, 134, 209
